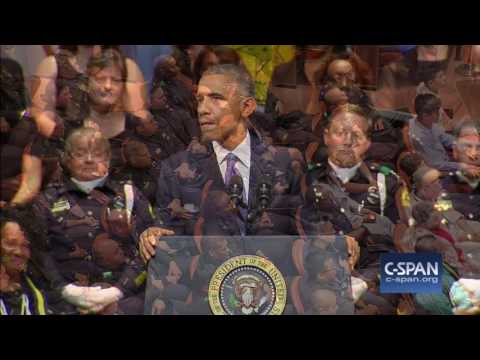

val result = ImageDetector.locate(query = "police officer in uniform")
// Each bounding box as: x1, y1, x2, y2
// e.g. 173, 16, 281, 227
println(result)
307, 104, 400, 224
441, 121, 480, 222
303, 104, 398, 304
408, 166, 480, 251
33, 127, 154, 314
306, 105, 397, 266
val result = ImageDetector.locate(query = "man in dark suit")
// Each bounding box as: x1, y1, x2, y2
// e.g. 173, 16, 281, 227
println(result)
139, 64, 305, 262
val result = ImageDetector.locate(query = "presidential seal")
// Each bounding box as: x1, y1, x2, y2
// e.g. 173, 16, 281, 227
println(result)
208, 255, 287, 315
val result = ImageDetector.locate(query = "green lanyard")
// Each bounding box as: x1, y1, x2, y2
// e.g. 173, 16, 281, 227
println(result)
0, 294, 31, 315
0, 276, 46, 315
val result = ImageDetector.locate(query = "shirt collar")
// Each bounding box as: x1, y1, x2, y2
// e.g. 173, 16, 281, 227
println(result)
213, 131, 251, 168
61, 176, 115, 195
456, 171, 480, 189
328, 159, 362, 184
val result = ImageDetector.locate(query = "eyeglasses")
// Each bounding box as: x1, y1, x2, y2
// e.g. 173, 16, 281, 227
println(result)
68, 150, 109, 161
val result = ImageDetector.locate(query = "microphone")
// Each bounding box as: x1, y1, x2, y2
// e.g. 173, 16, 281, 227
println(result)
257, 176, 273, 212
228, 175, 244, 208
247, 174, 273, 224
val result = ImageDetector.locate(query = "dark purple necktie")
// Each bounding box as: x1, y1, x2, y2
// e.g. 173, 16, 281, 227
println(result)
224, 153, 241, 185
224, 153, 247, 233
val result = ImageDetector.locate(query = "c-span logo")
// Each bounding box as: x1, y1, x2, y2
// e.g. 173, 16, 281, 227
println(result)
208, 255, 287, 315
380, 252, 443, 294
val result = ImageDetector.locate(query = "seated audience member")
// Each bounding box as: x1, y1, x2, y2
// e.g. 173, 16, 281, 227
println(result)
409, 94, 463, 173
193, 46, 246, 85
147, 82, 200, 160
409, 166, 480, 244
416, 63, 454, 131
171, 45, 198, 83
441, 121, 480, 194
266, 45, 374, 118
398, 152, 425, 188
266, 45, 335, 117
152, 55, 196, 117
404, 181, 480, 262
412, 227, 480, 316
309, 57, 401, 165
30, 48, 152, 183
396, 152, 426, 224
111, 139, 160, 206
438, 121, 480, 222
288, 250, 355, 315
33, 128, 154, 315
307, 105, 400, 223
32, 45, 155, 140
402, 201, 466, 265
89, 233, 146, 315
1, 206, 49, 315
0, 57, 44, 206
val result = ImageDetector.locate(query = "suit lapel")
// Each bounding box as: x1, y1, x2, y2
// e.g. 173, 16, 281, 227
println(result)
195, 145, 226, 192
248, 131, 273, 209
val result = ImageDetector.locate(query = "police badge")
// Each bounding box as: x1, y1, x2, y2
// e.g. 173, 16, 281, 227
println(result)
208, 255, 287, 315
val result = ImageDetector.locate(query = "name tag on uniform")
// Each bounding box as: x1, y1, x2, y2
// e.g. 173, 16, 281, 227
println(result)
435, 200, 453, 212
51, 199, 71, 214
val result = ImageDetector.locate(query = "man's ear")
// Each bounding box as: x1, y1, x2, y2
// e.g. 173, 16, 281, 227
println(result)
365, 138, 372, 151
240, 97, 256, 118
323, 128, 330, 146
61, 152, 70, 169
452, 143, 459, 161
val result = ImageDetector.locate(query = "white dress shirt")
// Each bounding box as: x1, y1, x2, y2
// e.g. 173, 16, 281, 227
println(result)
213, 132, 251, 202
328, 159, 362, 185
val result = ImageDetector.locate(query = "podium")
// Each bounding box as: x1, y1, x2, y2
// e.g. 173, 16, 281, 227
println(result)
145, 235, 353, 315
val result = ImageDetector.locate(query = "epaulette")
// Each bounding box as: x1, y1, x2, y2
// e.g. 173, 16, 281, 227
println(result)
307, 162, 329, 179
307, 161, 326, 172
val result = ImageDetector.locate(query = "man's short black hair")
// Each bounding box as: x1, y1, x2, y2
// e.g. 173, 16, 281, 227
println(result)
414, 93, 441, 116
203, 64, 256, 98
